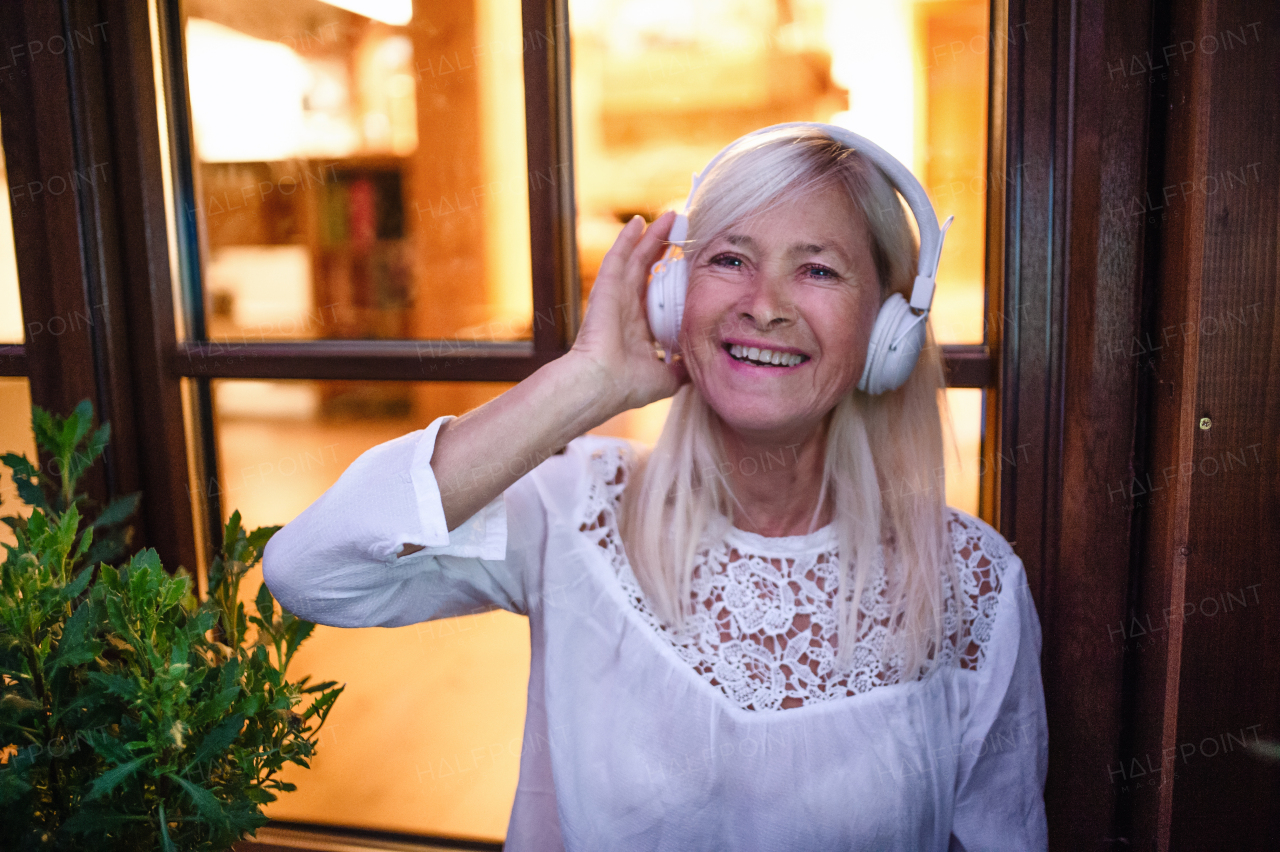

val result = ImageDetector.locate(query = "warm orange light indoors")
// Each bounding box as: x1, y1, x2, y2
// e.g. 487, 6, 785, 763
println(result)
320, 0, 413, 27
178, 0, 995, 842
0, 379, 38, 549
212, 381, 522, 842
0, 113, 24, 344
571, 0, 990, 497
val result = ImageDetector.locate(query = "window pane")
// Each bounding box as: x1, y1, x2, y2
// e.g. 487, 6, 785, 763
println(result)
181, 0, 533, 344
210, 378, 522, 840
0, 379, 38, 548
568, 0, 992, 344
0, 111, 24, 344
943, 387, 983, 516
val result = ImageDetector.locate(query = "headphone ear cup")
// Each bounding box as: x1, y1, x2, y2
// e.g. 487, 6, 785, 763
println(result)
857, 292, 926, 395
646, 220, 689, 355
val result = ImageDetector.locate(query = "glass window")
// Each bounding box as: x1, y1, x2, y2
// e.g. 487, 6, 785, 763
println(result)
0, 107, 34, 547
569, 0, 992, 508
210, 379, 522, 839
0, 112, 24, 344
943, 387, 983, 516
166, 1, 997, 842
0, 379, 38, 548
182, 0, 533, 344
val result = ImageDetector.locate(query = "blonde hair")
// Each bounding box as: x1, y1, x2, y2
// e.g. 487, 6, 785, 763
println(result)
619, 127, 958, 679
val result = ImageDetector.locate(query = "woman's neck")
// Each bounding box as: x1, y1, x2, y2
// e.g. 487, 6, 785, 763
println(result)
717, 417, 831, 538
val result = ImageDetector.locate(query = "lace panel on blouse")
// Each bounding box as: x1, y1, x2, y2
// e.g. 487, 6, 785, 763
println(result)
577, 444, 1007, 712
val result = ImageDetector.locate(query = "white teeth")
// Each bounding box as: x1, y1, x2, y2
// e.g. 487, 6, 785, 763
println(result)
727, 344, 804, 367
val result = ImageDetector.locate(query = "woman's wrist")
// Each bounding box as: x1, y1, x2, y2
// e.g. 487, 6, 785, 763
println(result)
546, 350, 631, 434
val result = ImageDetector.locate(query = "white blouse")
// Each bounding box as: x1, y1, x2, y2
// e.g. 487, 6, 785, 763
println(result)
264, 417, 1049, 851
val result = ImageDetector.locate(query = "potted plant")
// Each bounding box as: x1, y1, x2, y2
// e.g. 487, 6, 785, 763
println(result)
0, 401, 342, 851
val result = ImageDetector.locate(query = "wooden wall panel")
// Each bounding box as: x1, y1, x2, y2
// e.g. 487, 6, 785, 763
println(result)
1001, 1, 1161, 845
1156, 0, 1280, 847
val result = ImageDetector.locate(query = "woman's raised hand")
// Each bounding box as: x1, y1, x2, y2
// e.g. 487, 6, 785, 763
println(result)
570, 211, 688, 413
429, 214, 685, 530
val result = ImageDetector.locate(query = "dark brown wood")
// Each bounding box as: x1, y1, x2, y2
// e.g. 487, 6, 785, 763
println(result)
979, 0, 1009, 524
1125, 0, 1211, 844
998, 0, 1183, 848
0, 0, 110, 498
174, 340, 549, 381
0, 0, 202, 573
1135, 1, 1280, 848
98, 0, 203, 573
234, 820, 502, 851
522, 0, 578, 354
1045, 0, 1158, 848
999, 0, 1068, 607
172, 341, 994, 387
0, 0, 206, 572
0, 345, 27, 376
942, 344, 996, 388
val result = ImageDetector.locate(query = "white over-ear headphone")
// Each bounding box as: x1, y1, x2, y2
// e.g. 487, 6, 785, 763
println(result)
646, 122, 953, 395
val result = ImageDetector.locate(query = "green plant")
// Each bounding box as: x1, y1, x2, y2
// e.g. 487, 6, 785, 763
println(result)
0, 401, 342, 851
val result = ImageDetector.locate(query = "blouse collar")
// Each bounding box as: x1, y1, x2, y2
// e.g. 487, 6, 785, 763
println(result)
718, 516, 839, 554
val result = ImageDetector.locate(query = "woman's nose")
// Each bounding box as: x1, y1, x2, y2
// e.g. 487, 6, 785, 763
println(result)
740, 269, 795, 329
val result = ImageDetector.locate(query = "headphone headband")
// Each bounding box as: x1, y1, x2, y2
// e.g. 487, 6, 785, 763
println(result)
680, 122, 952, 314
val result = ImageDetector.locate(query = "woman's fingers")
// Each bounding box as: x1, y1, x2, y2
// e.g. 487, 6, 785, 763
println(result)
597, 212, 677, 295
579, 212, 682, 380
596, 215, 646, 284
626, 211, 677, 290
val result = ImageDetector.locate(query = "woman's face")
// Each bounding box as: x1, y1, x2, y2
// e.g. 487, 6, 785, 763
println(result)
678, 184, 883, 443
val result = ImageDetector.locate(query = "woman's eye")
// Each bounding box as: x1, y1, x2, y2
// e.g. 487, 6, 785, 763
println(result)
804, 265, 837, 279
709, 254, 744, 269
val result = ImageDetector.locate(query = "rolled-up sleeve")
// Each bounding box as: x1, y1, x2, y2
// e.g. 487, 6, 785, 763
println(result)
948, 556, 1049, 852
263, 416, 541, 628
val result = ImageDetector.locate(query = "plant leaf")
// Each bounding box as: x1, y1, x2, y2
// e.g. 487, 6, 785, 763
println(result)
245, 525, 282, 564
48, 599, 99, 674
159, 802, 178, 852
255, 582, 275, 628
284, 618, 316, 670
92, 492, 140, 530
84, 756, 149, 801
61, 562, 95, 601
191, 713, 245, 766
166, 772, 229, 829
13, 475, 48, 511
224, 511, 243, 557
0, 451, 36, 475
86, 672, 140, 702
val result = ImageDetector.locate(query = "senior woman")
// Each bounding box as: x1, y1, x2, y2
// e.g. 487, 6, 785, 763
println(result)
264, 124, 1048, 850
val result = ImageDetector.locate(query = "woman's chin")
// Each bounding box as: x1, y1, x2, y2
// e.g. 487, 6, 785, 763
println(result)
704, 398, 825, 444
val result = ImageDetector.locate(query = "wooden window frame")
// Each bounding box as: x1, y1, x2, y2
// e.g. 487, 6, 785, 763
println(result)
0, 1, 1014, 849
153, 0, 1001, 547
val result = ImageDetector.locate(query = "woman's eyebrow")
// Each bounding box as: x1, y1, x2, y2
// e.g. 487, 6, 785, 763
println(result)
724, 235, 835, 255
721, 234, 850, 264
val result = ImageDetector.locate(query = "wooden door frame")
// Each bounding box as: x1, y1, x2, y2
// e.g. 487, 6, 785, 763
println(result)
999, 0, 1168, 847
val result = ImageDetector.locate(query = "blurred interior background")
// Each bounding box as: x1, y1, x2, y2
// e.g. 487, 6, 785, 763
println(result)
1, 0, 995, 842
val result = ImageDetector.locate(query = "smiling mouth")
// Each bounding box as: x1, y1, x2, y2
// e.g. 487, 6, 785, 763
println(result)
724, 343, 809, 368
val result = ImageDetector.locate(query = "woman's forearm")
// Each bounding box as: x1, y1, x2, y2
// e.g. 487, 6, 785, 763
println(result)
430, 353, 622, 530
429, 213, 682, 533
